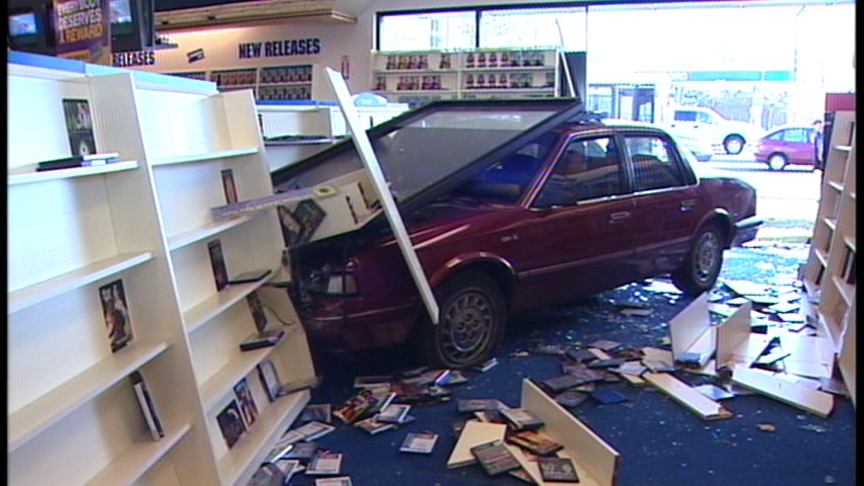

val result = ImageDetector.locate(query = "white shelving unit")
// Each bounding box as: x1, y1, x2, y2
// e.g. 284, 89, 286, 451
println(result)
370, 48, 563, 106
166, 63, 331, 102
8, 51, 317, 486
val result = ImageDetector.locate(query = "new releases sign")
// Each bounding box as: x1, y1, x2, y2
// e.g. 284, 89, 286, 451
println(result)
54, 0, 112, 64
238, 38, 322, 59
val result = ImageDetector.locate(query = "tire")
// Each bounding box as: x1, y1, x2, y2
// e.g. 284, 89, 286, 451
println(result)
723, 135, 745, 155
672, 225, 725, 295
418, 271, 506, 369
767, 153, 788, 171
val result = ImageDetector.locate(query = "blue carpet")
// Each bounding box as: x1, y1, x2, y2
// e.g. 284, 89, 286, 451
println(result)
281, 244, 856, 486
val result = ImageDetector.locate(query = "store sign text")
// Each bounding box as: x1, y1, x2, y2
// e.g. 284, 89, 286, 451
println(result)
113, 50, 156, 67
238, 38, 322, 59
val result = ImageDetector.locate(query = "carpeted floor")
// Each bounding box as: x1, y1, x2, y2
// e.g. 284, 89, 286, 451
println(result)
275, 243, 856, 486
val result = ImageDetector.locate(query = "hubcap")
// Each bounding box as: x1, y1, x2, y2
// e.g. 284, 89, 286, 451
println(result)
768, 155, 786, 170
440, 290, 494, 363
726, 138, 743, 155
694, 232, 721, 283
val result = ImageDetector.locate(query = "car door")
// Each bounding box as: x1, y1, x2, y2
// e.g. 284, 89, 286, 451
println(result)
512, 133, 640, 311
621, 130, 702, 278
782, 127, 815, 165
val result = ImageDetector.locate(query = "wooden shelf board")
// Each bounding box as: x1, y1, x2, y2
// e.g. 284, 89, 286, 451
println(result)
167, 212, 263, 251
216, 389, 309, 486
183, 278, 273, 333
85, 424, 192, 486
8, 161, 139, 186
834, 145, 852, 152
831, 275, 856, 306
151, 147, 260, 167
827, 180, 845, 192
8, 252, 155, 314
823, 217, 837, 231
814, 247, 828, 266
843, 235, 856, 252
8, 340, 170, 452
199, 326, 298, 409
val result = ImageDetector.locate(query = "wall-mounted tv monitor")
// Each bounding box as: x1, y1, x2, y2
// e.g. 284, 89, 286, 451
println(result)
110, 0, 154, 53
7, 2, 55, 53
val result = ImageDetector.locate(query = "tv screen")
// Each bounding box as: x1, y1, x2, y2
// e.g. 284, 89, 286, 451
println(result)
9, 11, 38, 36
110, 0, 132, 24
110, 0, 154, 52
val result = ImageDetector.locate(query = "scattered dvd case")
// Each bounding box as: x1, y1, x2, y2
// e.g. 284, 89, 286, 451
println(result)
399, 432, 438, 454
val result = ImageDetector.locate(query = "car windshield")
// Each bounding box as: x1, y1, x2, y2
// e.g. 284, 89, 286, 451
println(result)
371, 108, 555, 201
272, 99, 583, 209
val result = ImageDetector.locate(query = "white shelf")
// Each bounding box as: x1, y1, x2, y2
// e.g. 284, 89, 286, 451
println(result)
9, 53, 316, 486
151, 147, 260, 166
85, 424, 192, 486
376, 89, 458, 96
199, 326, 298, 409
8, 252, 155, 314
167, 212, 265, 251
8, 340, 170, 452
8, 161, 139, 186
371, 48, 562, 104
216, 389, 309, 486
183, 278, 274, 333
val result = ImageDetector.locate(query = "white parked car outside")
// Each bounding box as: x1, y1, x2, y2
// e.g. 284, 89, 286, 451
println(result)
669, 106, 764, 155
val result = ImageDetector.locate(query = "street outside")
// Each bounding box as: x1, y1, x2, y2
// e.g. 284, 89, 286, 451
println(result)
697, 152, 821, 243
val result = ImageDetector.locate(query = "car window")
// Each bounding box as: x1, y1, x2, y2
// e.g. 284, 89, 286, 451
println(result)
460, 133, 557, 202
767, 130, 784, 141
674, 111, 697, 122
534, 136, 623, 207
625, 134, 685, 192
782, 128, 810, 143
696, 111, 713, 124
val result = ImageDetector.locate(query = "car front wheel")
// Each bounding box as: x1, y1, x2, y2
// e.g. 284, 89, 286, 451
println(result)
724, 135, 745, 155
767, 153, 788, 171
672, 225, 725, 295
419, 271, 506, 369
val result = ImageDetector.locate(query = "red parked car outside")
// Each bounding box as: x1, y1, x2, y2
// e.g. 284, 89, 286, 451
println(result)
754, 124, 821, 171
272, 99, 762, 369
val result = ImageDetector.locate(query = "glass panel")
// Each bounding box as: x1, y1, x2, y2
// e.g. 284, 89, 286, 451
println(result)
536, 136, 622, 206
373, 107, 561, 201
479, 6, 587, 50
379, 11, 476, 51
626, 135, 684, 192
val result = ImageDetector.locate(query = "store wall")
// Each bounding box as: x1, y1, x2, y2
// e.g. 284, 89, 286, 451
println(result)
126, 0, 601, 94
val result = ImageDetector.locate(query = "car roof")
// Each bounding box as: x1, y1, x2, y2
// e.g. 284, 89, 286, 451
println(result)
271, 98, 590, 215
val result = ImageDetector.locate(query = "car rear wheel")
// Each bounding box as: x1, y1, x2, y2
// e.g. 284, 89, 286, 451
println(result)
672, 225, 725, 295
724, 135, 745, 155
767, 153, 788, 171
419, 271, 506, 369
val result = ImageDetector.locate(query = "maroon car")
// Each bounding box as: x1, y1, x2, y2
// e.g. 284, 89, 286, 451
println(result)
272, 99, 761, 369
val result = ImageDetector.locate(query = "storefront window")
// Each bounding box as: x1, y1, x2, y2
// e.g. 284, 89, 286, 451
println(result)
378, 11, 475, 51
479, 7, 586, 50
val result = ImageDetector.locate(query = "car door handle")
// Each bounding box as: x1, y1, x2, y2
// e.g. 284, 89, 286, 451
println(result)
609, 211, 631, 223
680, 200, 695, 212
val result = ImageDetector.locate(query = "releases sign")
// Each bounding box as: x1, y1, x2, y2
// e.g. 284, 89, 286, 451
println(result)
238, 38, 322, 59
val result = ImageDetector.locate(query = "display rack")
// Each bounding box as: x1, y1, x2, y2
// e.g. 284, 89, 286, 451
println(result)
370, 48, 562, 106
168, 63, 331, 102
802, 110, 856, 404
8, 51, 317, 486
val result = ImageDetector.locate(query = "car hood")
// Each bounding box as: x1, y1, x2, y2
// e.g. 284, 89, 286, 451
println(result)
271, 98, 587, 217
